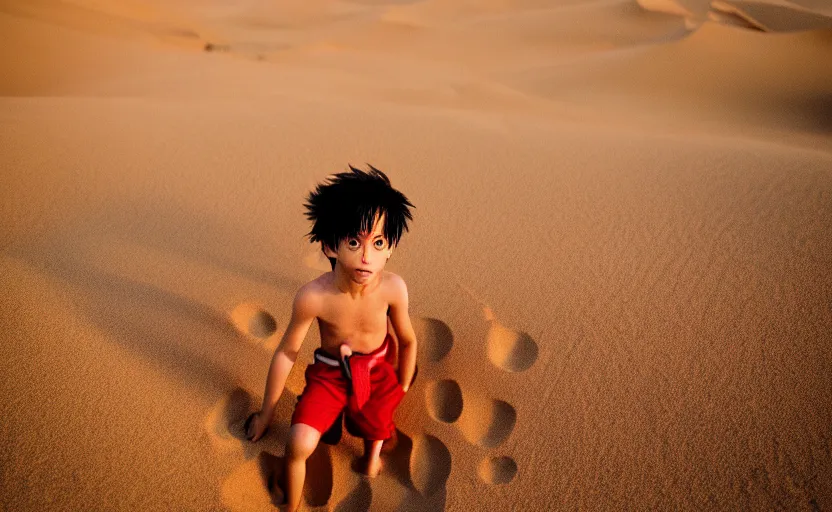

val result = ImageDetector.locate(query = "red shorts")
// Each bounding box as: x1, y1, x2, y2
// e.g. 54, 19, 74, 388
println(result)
291, 344, 406, 441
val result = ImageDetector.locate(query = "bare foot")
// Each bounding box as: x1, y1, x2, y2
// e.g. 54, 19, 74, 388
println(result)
267, 465, 286, 506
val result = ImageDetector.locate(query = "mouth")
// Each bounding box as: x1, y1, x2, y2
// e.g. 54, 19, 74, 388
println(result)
355, 269, 372, 277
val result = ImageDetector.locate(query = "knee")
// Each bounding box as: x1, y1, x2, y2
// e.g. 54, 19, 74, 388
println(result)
287, 425, 319, 461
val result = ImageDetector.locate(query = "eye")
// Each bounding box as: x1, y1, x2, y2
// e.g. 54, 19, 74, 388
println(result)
374, 239, 387, 249
347, 239, 360, 249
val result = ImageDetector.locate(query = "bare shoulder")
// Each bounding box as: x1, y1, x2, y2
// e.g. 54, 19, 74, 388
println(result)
382, 271, 409, 304
293, 274, 331, 314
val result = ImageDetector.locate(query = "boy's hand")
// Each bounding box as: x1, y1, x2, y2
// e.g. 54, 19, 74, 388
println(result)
245, 411, 269, 442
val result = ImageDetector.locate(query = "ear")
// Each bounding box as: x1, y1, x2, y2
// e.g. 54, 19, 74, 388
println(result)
323, 243, 338, 259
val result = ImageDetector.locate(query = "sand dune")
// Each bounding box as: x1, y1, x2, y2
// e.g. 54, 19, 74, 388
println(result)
504, 22, 832, 139
706, 6, 766, 30
0, 0, 211, 47
711, 0, 832, 31
1, 0, 831, 510
637, 0, 698, 18
458, 1, 690, 57
789, 0, 832, 15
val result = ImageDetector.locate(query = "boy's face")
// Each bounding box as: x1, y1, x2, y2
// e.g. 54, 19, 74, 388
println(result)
324, 214, 392, 284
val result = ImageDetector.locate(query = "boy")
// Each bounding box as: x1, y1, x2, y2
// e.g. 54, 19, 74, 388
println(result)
245, 165, 418, 511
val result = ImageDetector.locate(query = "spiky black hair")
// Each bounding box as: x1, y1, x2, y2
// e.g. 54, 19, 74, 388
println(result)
304, 164, 414, 259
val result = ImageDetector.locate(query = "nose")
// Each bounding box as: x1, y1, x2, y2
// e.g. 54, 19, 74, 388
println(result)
361, 244, 370, 264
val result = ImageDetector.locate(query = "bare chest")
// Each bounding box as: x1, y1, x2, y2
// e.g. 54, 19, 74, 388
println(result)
317, 295, 389, 353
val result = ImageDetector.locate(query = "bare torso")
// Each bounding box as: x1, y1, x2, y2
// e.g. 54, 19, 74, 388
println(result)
312, 271, 393, 357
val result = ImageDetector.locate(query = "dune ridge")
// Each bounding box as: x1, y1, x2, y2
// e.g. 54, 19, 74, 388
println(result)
1, 0, 830, 510
710, 0, 832, 31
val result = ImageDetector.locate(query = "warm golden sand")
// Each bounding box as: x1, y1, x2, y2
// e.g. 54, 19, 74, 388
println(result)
1, 0, 831, 510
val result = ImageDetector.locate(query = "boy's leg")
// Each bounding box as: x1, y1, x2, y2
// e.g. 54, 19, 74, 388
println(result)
363, 439, 384, 478
283, 423, 322, 512
347, 363, 406, 477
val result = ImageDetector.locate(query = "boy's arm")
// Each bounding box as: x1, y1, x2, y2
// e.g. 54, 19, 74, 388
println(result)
388, 275, 417, 392
248, 287, 317, 441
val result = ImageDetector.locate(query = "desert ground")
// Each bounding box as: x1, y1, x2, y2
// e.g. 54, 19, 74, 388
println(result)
1, 0, 831, 510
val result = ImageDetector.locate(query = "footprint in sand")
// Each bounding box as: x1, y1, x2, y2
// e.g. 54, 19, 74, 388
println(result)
410, 434, 453, 497
475, 306, 534, 484
413, 317, 454, 363
217, 304, 533, 509
484, 307, 538, 373
230, 302, 278, 339
406, 303, 537, 496
230, 302, 281, 352
203, 388, 255, 452
456, 395, 517, 448
424, 379, 463, 423
211, 387, 335, 511
220, 449, 334, 512
478, 456, 518, 485
407, 318, 455, 498
204, 386, 293, 458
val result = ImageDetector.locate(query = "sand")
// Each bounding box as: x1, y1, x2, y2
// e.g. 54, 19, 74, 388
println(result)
1, 0, 831, 510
